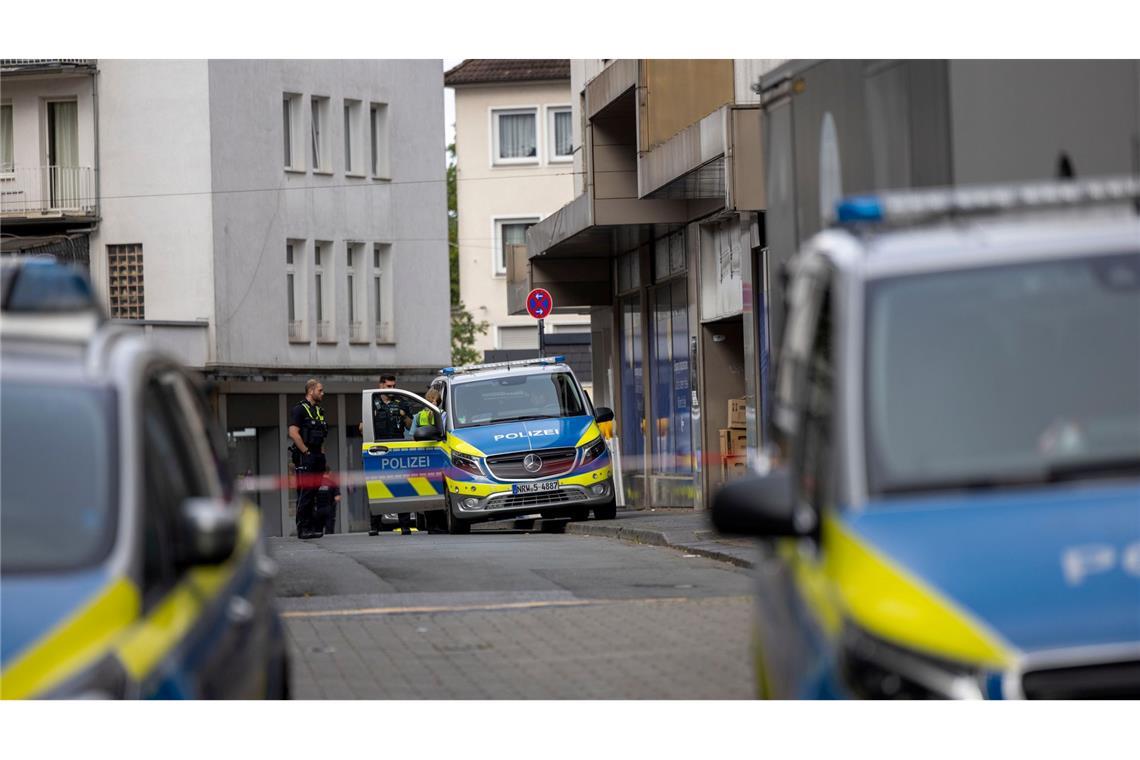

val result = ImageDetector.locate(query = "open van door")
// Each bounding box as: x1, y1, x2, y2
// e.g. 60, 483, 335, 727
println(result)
361, 388, 447, 521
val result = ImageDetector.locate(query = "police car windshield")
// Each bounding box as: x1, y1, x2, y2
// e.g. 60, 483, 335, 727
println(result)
450, 372, 585, 429
864, 251, 1140, 497
1, 381, 118, 573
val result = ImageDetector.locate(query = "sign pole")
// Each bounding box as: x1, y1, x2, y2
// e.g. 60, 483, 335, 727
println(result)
538, 317, 545, 358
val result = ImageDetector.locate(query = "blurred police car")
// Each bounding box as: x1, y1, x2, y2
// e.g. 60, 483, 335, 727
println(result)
714, 177, 1140, 699
0, 258, 288, 699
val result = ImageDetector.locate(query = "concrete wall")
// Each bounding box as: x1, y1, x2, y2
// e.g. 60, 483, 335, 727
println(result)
206, 59, 450, 371
90, 61, 217, 348
453, 80, 584, 353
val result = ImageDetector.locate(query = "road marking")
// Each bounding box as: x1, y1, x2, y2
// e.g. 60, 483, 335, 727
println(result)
281, 595, 751, 620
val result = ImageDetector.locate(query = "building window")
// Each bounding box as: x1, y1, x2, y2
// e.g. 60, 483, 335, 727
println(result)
370, 103, 389, 179
548, 106, 573, 162
494, 217, 539, 276
344, 99, 363, 175
498, 325, 538, 350
373, 243, 393, 342
107, 244, 144, 320
311, 96, 330, 172
286, 240, 305, 341
654, 230, 686, 282
314, 241, 334, 342
347, 242, 366, 342
1, 103, 13, 173
283, 93, 302, 170
492, 108, 538, 164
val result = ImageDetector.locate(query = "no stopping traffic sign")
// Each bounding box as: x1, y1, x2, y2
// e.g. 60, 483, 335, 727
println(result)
526, 288, 554, 319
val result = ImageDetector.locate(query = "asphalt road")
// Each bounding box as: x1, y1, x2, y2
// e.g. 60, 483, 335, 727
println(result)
270, 520, 757, 699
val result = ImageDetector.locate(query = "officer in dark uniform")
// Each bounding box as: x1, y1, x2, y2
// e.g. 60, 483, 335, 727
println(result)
315, 469, 341, 536
371, 373, 412, 441
288, 378, 329, 539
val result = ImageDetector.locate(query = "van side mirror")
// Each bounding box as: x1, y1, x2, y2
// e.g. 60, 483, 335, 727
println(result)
414, 423, 443, 442
710, 468, 813, 538
178, 497, 239, 565
594, 406, 614, 424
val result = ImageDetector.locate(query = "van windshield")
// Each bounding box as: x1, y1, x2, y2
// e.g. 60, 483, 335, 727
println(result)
451, 372, 586, 428
864, 252, 1140, 496
1, 381, 118, 572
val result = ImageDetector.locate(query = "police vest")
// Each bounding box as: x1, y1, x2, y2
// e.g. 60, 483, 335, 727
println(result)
300, 401, 328, 449
415, 408, 435, 427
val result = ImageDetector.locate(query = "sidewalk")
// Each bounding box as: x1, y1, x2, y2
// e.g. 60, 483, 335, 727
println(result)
565, 508, 759, 569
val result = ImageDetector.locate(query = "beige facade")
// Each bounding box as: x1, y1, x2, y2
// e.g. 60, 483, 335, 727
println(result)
451, 79, 586, 353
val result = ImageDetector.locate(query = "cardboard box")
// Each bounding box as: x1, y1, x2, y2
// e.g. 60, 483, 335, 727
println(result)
718, 428, 748, 457
721, 454, 747, 481
728, 398, 747, 428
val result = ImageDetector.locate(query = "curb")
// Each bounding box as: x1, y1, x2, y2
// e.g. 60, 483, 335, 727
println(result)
565, 521, 756, 569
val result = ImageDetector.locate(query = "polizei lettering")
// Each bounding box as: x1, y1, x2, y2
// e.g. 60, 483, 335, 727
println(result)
493, 428, 560, 442
380, 455, 433, 470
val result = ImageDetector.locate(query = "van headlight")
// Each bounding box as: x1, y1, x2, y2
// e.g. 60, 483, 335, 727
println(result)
451, 451, 483, 477
839, 623, 985, 699
579, 436, 607, 466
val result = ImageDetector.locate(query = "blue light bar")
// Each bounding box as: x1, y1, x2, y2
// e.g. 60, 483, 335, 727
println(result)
440, 355, 567, 376
836, 196, 884, 223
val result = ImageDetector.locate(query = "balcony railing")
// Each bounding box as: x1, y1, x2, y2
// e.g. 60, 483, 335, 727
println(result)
316, 321, 335, 343
288, 320, 306, 342
348, 321, 365, 343
375, 321, 393, 343
0, 59, 97, 74
0, 166, 97, 216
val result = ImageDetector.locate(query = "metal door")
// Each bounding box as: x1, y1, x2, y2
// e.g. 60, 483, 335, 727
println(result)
361, 389, 447, 516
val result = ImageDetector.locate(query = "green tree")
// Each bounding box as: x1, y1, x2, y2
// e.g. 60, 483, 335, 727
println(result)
451, 302, 489, 366
447, 140, 459, 306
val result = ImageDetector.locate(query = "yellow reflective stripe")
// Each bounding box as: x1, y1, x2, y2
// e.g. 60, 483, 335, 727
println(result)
115, 504, 260, 682
0, 577, 140, 700
407, 477, 437, 496
367, 480, 395, 499
559, 465, 612, 487
824, 515, 1017, 668
447, 480, 504, 497
780, 538, 843, 638
575, 422, 601, 447
445, 435, 483, 457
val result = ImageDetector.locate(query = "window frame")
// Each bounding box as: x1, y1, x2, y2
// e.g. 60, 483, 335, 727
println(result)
1, 101, 14, 176
372, 243, 394, 343
314, 241, 334, 343
490, 106, 540, 166
369, 102, 390, 180
346, 241, 367, 343
491, 215, 541, 277
283, 93, 303, 172
310, 95, 331, 174
546, 105, 573, 163
286, 239, 307, 342
343, 98, 364, 177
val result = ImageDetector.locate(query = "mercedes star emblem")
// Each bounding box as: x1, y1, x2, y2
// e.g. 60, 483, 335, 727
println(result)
523, 454, 543, 473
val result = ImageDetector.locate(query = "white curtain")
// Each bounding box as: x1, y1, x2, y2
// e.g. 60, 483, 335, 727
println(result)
554, 110, 572, 157
50, 101, 79, 208
498, 112, 536, 159
1, 105, 13, 172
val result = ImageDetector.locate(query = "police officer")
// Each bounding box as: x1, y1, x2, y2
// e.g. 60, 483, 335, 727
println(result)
288, 378, 329, 539
372, 373, 412, 441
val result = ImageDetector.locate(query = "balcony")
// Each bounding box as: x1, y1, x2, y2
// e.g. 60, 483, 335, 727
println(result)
316, 321, 336, 344
1, 166, 98, 220
375, 321, 393, 344
348, 321, 367, 344
288, 320, 307, 342
0, 60, 97, 75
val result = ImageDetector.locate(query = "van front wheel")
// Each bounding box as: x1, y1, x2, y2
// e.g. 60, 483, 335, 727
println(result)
446, 495, 471, 535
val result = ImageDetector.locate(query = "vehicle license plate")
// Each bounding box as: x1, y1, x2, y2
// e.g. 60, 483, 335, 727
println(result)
512, 481, 558, 494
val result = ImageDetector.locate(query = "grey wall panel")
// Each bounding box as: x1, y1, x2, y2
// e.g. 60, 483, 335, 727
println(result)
948, 60, 1140, 183
907, 60, 952, 187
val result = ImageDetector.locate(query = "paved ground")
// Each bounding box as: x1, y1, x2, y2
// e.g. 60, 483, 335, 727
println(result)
270, 510, 760, 699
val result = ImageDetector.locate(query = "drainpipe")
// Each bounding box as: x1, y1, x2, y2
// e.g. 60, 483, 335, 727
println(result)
91, 62, 100, 221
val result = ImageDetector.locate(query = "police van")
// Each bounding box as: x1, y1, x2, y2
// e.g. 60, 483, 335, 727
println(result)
713, 176, 1140, 699
360, 357, 616, 534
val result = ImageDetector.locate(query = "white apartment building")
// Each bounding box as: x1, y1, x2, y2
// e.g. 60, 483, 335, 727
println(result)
445, 60, 587, 354
1, 59, 450, 536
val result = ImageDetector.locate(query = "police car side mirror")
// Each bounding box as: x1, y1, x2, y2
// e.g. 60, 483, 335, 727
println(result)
594, 406, 614, 424
711, 468, 810, 538
413, 424, 443, 442
178, 497, 239, 566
